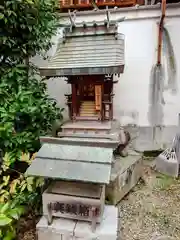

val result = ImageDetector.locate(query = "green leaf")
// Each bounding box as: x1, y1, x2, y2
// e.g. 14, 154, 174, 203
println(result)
8, 208, 19, 220
26, 177, 34, 185
0, 13, 4, 19
0, 202, 10, 214
27, 184, 33, 192
20, 184, 27, 192
35, 177, 44, 187
3, 229, 16, 240
0, 214, 12, 226
15, 205, 25, 216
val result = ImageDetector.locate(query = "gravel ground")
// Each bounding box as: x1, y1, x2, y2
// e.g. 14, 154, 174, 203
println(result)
119, 164, 180, 240
18, 164, 180, 240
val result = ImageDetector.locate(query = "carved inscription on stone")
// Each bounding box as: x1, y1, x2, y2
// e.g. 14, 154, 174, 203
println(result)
48, 201, 100, 218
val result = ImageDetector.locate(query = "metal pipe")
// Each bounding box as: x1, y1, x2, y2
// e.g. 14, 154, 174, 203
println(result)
157, 0, 166, 65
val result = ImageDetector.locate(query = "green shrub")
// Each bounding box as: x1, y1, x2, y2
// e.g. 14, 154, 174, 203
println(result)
0, 66, 63, 154
0, 152, 44, 239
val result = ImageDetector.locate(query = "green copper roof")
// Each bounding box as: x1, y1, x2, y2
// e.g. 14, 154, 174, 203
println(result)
26, 157, 111, 183
39, 23, 124, 77
36, 143, 113, 163
26, 143, 114, 183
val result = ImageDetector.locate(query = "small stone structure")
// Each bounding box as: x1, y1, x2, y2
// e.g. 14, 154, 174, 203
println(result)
26, 136, 120, 239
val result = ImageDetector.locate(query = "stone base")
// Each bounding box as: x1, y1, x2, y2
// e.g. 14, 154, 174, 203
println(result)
106, 151, 143, 205
37, 205, 118, 240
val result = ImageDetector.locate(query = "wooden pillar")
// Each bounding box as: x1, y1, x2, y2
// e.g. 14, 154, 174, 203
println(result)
110, 101, 113, 120
71, 83, 77, 119
101, 83, 104, 121
110, 91, 114, 121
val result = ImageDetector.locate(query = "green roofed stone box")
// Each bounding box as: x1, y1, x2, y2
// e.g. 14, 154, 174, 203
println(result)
26, 136, 118, 231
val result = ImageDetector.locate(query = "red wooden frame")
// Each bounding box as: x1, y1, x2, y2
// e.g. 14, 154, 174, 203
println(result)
59, 0, 138, 9
65, 75, 114, 121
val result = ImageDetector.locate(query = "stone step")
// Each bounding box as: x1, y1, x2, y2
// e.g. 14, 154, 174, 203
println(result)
61, 121, 112, 130
75, 116, 99, 121
62, 128, 110, 134
61, 121, 111, 134
37, 205, 118, 240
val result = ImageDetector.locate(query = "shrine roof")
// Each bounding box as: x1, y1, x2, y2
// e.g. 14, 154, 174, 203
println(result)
26, 142, 114, 184
36, 143, 113, 163
39, 20, 125, 77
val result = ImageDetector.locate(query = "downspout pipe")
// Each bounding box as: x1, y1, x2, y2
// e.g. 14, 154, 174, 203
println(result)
157, 0, 166, 65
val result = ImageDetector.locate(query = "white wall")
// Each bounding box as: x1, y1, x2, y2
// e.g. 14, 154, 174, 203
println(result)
115, 16, 180, 126
34, 4, 180, 127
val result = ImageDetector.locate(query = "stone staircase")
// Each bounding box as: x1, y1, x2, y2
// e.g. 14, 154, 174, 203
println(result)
79, 101, 98, 119
60, 121, 112, 135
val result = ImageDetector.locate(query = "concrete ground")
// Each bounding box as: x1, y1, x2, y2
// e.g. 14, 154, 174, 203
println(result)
18, 159, 180, 240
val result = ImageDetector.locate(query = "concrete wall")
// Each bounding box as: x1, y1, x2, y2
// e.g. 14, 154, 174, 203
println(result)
33, 4, 180, 149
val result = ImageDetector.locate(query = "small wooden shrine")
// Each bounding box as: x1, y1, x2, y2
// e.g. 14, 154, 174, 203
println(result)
39, 10, 125, 121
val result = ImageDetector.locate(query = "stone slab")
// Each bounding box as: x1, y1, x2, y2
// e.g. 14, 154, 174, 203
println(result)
74, 205, 118, 240
37, 205, 118, 240
106, 152, 143, 205
40, 136, 119, 149
37, 143, 113, 164
26, 157, 111, 184
37, 216, 76, 240
61, 121, 112, 130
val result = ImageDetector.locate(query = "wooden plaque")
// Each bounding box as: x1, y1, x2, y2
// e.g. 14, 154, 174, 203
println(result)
95, 85, 102, 111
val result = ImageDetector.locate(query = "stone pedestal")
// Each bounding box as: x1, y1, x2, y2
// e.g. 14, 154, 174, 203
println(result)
37, 205, 118, 240
106, 151, 142, 205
